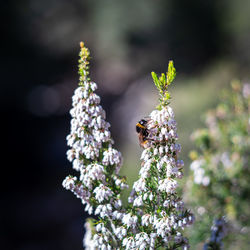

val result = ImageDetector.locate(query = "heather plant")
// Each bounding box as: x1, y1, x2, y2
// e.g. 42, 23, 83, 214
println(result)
63, 43, 194, 249
186, 81, 250, 249
203, 217, 228, 250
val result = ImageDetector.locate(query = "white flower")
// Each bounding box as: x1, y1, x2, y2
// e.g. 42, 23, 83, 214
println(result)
159, 146, 164, 155
153, 148, 158, 155
140, 148, 151, 161
83, 221, 95, 250
139, 160, 151, 178
190, 159, 204, 171
149, 233, 157, 250
161, 127, 167, 136
141, 214, 153, 226
66, 149, 75, 162
158, 178, 178, 193
133, 178, 147, 192
95, 204, 113, 218
93, 184, 113, 203
242, 83, 250, 98
114, 198, 122, 208
85, 203, 93, 214
154, 216, 174, 238
197, 206, 206, 215
122, 237, 135, 249
72, 159, 83, 171
220, 152, 233, 168
122, 213, 138, 229
135, 232, 150, 249
90, 82, 98, 91
175, 232, 183, 244
95, 223, 103, 232
150, 110, 160, 122
112, 210, 124, 220
62, 176, 77, 190
133, 196, 143, 207
202, 176, 210, 186
191, 159, 211, 186
102, 148, 122, 166
114, 226, 127, 240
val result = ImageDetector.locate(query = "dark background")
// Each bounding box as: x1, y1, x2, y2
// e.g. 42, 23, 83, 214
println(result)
1, 0, 250, 249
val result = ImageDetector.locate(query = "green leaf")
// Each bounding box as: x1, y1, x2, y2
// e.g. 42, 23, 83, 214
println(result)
151, 72, 160, 88
166, 60, 176, 86
159, 73, 166, 85
152, 60, 176, 107
165, 91, 171, 100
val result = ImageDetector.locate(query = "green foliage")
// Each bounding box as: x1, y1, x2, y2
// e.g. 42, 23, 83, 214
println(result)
151, 60, 176, 107
186, 81, 250, 249
78, 41, 91, 85
166, 60, 176, 86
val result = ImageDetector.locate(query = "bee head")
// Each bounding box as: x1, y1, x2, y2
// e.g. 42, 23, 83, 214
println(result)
139, 119, 147, 126
136, 119, 148, 133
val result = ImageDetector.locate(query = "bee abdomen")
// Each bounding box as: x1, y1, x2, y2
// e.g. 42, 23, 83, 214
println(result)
142, 130, 149, 137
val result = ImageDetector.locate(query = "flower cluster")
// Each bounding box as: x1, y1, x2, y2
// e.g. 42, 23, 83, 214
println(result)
126, 106, 194, 249
203, 217, 228, 250
63, 43, 128, 249
63, 43, 193, 249
190, 159, 210, 186
62, 81, 126, 211
187, 81, 250, 248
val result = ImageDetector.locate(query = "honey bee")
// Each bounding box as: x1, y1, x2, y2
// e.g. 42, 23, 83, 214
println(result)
136, 118, 152, 148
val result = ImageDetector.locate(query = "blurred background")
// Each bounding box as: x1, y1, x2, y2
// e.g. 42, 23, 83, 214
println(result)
1, 0, 250, 249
